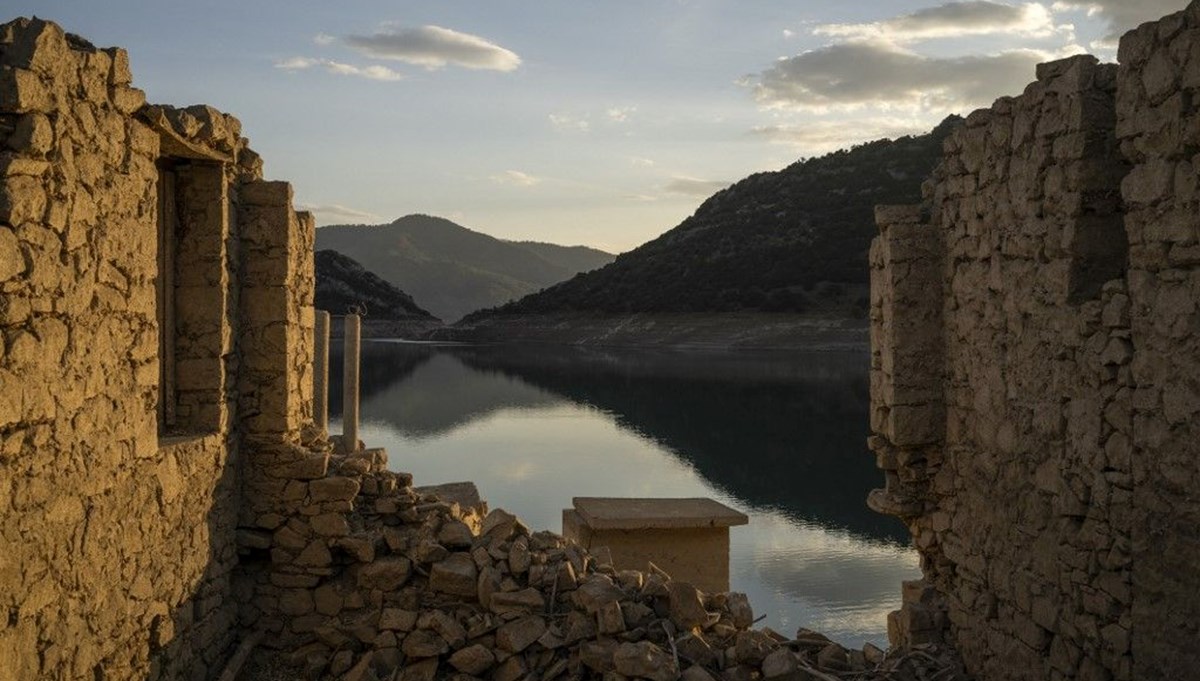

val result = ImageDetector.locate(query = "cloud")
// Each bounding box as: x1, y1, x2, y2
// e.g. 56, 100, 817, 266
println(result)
1051, 0, 1187, 43
607, 106, 636, 123
549, 113, 591, 132
751, 118, 931, 154
490, 170, 541, 187
815, 2, 1059, 42
275, 57, 404, 81
313, 33, 336, 46
664, 176, 732, 197
750, 40, 1052, 112
630, 157, 656, 167
300, 203, 383, 225
345, 24, 521, 71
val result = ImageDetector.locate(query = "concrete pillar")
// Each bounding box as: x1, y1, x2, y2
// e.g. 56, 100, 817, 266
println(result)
313, 310, 330, 437
342, 313, 361, 452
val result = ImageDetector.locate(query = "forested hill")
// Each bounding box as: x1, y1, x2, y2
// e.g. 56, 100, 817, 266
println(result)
465, 117, 961, 320
315, 250, 438, 321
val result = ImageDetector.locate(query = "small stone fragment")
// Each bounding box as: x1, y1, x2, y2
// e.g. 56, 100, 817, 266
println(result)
490, 587, 545, 614
817, 642, 850, 671
579, 639, 618, 673
430, 552, 478, 598
399, 657, 438, 681
439, 519, 474, 548
668, 581, 709, 631
508, 538, 532, 574
492, 655, 527, 681
401, 629, 448, 658
761, 648, 799, 678
379, 608, 418, 632
574, 574, 626, 613
734, 630, 778, 666
682, 665, 719, 681
597, 599, 626, 635
728, 592, 754, 629
613, 641, 679, 681
420, 609, 467, 649
448, 644, 495, 675
357, 556, 412, 591
480, 508, 520, 541
496, 615, 547, 653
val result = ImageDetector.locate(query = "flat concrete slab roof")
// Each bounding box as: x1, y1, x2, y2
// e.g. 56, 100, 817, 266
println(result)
572, 497, 749, 530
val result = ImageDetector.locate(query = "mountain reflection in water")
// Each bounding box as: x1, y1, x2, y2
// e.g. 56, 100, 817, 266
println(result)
329, 340, 920, 647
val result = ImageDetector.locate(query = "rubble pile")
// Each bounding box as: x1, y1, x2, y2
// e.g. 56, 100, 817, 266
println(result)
240, 452, 967, 681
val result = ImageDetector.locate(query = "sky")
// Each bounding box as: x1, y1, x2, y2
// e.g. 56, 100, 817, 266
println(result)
8, 1, 1187, 252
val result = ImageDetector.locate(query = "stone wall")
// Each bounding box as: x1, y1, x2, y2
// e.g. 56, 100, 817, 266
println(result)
870, 5, 1200, 680
1115, 12, 1200, 677
0, 17, 315, 680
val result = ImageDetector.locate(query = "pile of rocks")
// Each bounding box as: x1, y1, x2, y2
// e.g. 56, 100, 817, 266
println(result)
241, 453, 967, 681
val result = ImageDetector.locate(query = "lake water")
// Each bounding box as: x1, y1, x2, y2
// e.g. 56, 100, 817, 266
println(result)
328, 341, 920, 649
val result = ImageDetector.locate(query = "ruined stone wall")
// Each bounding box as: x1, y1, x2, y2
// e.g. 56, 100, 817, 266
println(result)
1115, 11, 1200, 676
871, 5, 1200, 680
0, 17, 316, 681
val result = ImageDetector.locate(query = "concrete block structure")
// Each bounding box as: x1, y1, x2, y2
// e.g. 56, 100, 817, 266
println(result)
562, 497, 748, 593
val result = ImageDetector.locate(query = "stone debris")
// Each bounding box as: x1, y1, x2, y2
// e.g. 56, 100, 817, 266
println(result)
240, 449, 968, 681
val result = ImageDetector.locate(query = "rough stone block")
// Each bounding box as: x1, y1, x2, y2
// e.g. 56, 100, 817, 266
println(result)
0, 175, 46, 224
310, 476, 360, 503
357, 557, 412, 591
0, 67, 52, 113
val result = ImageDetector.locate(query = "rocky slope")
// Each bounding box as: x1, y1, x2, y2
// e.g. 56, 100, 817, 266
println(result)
315, 215, 614, 322
465, 117, 962, 322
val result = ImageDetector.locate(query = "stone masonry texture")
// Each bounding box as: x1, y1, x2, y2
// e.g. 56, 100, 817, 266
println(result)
0, 16, 314, 680
870, 4, 1200, 681
4, 5, 1200, 681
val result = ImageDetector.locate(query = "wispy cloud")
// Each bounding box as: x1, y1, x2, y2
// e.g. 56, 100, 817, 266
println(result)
490, 170, 541, 187
815, 2, 1060, 42
664, 176, 731, 197
750, 41, 1055, 113
300, 203, 383, 225
275, 56, 404, 81
625, 193, 660, 202
345, 24, 521, 71
751, 118, 929, 154
1051, 0, 1187, 44
549, 113, 591, 133
606, 106, 637, 123
313, 33, 336, 46
630, 156, 656, 167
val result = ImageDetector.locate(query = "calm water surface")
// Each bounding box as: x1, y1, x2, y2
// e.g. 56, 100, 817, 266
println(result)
329, 341, 919, 648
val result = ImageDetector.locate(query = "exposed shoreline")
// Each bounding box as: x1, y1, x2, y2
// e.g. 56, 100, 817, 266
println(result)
421, 312, 869, 352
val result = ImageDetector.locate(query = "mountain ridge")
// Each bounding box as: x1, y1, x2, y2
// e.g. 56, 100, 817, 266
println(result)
464, 116, 962, 322
314, 214, 615, 322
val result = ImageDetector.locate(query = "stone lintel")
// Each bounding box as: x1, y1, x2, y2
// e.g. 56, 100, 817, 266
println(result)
571, 497, 748, 531
138, 106, 232, 162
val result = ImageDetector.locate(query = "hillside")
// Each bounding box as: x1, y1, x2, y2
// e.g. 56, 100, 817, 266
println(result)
504, 240, 615, 274
465, 117, 961, 321
315, 215, 614, 321
314, 250, 438, 321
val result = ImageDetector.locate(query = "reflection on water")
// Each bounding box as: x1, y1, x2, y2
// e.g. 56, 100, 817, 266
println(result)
330, 341, 919, 648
